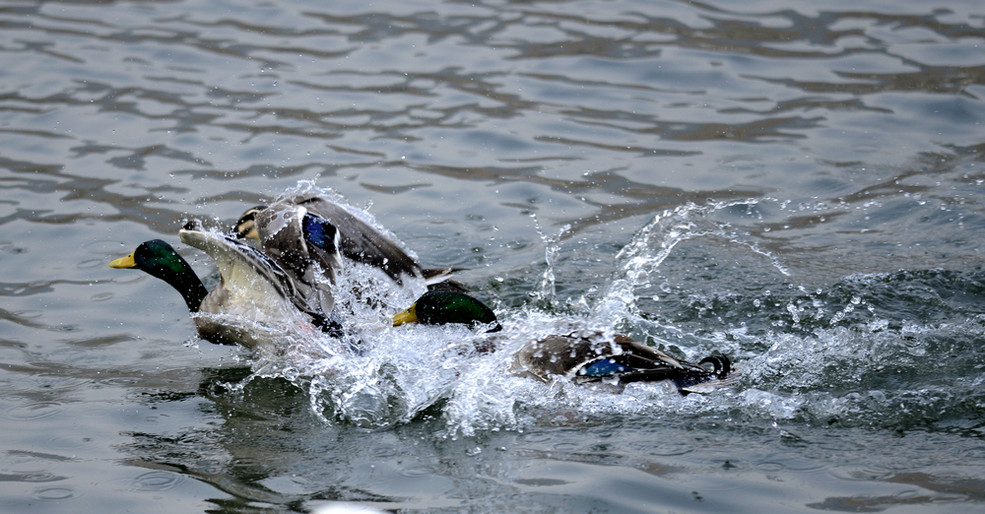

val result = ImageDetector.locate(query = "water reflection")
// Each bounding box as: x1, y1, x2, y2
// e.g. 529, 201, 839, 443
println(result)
123, 367, 433, 509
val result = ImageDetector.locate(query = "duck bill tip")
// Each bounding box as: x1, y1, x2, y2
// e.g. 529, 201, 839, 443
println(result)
392, 306, 418, 326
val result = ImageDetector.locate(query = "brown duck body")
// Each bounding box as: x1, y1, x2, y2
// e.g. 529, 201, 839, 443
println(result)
511, 331, 731, 393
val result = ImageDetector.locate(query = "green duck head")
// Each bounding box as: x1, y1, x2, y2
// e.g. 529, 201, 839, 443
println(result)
393, 290, 500, 332
109, 239, 208, 313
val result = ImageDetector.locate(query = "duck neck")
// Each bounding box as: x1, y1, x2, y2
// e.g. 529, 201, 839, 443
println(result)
150, 256, 209, 313
170, 270, 209, 313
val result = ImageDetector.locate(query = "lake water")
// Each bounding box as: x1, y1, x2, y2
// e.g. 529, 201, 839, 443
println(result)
2, 0, 985, 511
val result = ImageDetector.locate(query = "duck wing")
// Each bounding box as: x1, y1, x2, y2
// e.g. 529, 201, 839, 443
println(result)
576, 348, 731, 394
252, 201, 342, 316
292, 193, 423, 284
179, 221, 340, 338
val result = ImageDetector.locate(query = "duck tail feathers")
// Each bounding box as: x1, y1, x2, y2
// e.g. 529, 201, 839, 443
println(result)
679, 371, 741, 394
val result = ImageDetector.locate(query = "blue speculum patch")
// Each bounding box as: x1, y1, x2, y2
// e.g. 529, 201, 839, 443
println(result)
580, 359, 631, 376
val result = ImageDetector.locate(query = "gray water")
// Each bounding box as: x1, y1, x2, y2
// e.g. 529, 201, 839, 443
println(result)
2, 0, 985, 511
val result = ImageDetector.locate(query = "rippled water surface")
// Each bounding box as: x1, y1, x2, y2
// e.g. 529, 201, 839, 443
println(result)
2, 0, 985, 511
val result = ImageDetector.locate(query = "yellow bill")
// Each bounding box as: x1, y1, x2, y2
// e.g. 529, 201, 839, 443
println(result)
109, 252, 137, 269
392, 303, 418, 326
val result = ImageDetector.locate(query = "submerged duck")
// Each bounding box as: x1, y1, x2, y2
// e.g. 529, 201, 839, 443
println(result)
392, 290, 732, 394
234, 192, 455, 288
109, 221, 343, 350
511, 332, 731, 394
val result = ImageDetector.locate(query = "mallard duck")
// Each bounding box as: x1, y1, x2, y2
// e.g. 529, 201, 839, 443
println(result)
234, 192, 456, 288
392, 290, 732, 394
109, 221, 343, 350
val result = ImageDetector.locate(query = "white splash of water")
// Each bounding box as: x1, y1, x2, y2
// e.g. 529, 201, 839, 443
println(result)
223, 191, 949, 434
529, 213, 571, 306
593, 199, 788, 331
